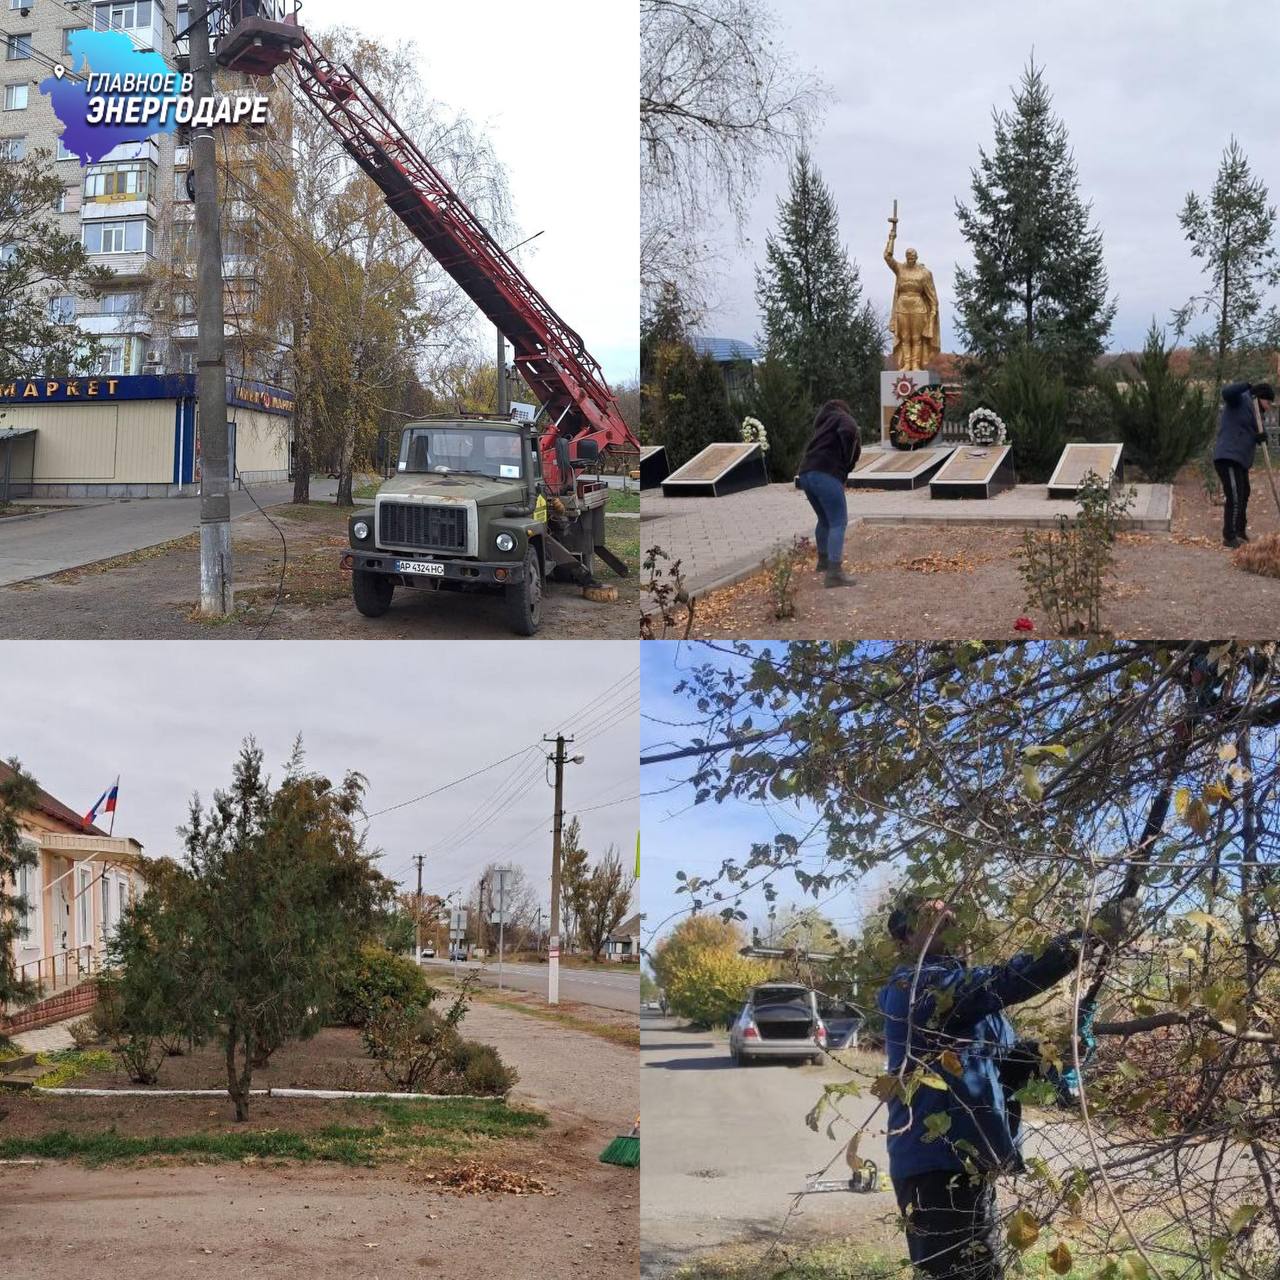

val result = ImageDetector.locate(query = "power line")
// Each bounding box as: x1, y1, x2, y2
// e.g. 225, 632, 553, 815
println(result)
361, 742, 540, 822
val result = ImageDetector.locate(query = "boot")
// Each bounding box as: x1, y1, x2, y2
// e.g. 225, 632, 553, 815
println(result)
824, 564, 856, 588
815, 556, 829, 573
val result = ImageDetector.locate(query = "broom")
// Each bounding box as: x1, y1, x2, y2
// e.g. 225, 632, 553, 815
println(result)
599, 1116, 639, 1167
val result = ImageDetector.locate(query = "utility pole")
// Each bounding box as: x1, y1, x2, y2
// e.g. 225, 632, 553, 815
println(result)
189, 0, 233, 615
543, 733, 575, 1006
496, 330, 509, 417
496, 868, 507, 991
413, 854, 425, 963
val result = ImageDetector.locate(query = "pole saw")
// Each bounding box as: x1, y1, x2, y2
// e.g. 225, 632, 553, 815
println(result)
1250, 396, 1280, 522
1057, 653, 1225, 1105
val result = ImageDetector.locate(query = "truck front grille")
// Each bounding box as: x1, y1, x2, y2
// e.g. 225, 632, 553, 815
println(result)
379, 502, 468, 553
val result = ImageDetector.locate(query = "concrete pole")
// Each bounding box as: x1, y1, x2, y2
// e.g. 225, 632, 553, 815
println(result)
497, 869, 506, 991
413, 853, 424, 964
546, 734, 569, 1006
189, 0, 233, 614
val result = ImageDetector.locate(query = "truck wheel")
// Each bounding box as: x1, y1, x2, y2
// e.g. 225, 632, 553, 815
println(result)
352, 569, 394, 617
505, 545, 543, 635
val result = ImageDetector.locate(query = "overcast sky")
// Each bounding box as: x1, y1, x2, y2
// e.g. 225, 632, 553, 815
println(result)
299, 0, 638, 386
697, 0, 1280, 354
6, 641, 637, 913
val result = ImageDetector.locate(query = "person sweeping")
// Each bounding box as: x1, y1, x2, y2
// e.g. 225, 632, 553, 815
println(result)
877, 894, 1137, 1279
1213, 380, 1274, 548
795, 399, 861, 588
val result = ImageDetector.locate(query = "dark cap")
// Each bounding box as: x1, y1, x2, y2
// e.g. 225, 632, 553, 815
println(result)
1252, 382, 1275, 403
887, 893, 920, 941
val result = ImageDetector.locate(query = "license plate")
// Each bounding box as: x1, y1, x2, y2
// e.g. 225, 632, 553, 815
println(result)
395, 559, 445, 576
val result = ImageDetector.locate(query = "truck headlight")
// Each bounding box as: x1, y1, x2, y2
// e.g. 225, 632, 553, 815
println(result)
352, 520, 370, 541
495, 532, 516, 552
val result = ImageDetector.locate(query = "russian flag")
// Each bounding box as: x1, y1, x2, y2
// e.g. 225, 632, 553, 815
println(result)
84, 779, 119, 826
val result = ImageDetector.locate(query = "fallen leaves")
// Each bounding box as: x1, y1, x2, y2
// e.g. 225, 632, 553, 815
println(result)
414, 1161, 556, 1197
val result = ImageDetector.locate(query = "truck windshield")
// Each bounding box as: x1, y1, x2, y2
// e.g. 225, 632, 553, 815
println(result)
399, 427, 524, 479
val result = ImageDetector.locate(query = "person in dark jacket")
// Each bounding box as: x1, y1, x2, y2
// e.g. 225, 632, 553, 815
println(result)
795, 400, 862, 588
1214, 381, 1273, 547
877, 894, 1136, 1279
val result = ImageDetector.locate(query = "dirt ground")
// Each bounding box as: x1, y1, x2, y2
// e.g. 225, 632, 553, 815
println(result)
0, 1000, 639, 1280
670, 468, 1280, 640
0, 501, 639, 640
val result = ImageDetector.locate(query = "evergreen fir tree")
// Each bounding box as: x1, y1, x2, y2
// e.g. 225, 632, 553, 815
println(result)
755, 146, 882, 430
954, 59, 1116, 385
0, 760, 39, 1023
749, 354, 811, 480
1175, 137, 1280, 388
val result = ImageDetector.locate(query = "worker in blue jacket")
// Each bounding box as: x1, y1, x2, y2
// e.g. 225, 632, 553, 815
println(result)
1214, 381, 1273, 548
877, 894, 1136, 1279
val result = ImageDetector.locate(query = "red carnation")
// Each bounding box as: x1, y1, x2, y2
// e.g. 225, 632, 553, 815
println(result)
1013, 616, 1035, 633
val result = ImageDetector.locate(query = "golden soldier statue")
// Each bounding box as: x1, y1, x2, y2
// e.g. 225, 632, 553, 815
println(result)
884, 202, 940, 371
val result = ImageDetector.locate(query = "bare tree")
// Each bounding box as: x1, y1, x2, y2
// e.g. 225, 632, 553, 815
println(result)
640, 0, 823, 318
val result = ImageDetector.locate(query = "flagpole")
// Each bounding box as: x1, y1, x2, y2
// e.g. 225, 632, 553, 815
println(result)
108, 776, 119, 837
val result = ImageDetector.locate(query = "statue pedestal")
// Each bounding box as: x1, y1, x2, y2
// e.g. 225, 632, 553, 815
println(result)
880, 369, 936, 446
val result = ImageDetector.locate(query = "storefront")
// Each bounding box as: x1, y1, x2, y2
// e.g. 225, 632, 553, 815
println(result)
0, 374, 295, 499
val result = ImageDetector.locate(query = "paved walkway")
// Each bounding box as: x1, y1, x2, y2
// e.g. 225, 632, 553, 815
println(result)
11, 1017, 79, 1054
0, 478, 338, 586
641, 481, 1173, 595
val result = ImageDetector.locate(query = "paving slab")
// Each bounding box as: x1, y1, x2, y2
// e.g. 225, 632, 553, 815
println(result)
11, 1018, 79, 1054
640, 482, 1173, 596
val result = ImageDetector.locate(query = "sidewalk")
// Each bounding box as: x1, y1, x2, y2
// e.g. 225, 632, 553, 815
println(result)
641, 482, 1173, 595
11, 1016, 79, 1054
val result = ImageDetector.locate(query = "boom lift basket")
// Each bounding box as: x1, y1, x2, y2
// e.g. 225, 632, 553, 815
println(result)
216, 3, 303, 76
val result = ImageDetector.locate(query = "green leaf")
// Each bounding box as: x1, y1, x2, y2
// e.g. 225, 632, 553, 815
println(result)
1023, 743, 1070, 764
1022, 762, 1044, 802
1229, 1203, 1259, 1235
921, 1112, 952, 1143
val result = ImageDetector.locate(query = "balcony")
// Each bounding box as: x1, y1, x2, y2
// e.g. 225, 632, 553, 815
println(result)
81, 197, 156, 221
78, 312, 153, 338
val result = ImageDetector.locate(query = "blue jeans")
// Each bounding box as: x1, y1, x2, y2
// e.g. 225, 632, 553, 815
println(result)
797, 470, 848, 565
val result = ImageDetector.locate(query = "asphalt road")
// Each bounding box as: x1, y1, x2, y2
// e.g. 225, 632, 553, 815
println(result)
640, 1014, 890, 1277
0, 479, 338, 586
421, 956, 640, 1012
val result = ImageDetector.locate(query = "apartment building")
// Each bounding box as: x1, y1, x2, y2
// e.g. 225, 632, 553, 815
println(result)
0, 0, 286, 379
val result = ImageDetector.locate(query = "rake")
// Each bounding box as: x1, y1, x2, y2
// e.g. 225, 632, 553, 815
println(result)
1252, 396, 1280, 520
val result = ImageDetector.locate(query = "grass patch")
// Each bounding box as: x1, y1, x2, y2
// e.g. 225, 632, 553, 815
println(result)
475, 994, 639, 1049
0, 1096, 547, 1169
606, 516, 640, 574
34, 1049, 116, 1088
606, 488, 640, 513
270, 500, 356, 524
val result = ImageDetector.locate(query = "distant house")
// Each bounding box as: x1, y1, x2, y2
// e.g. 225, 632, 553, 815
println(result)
605, 913, 641, 962
690, 335, 761, 399
1, 762, 147, 1035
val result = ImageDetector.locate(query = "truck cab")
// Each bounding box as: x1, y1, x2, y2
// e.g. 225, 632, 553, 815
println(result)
344, 415, 553, 634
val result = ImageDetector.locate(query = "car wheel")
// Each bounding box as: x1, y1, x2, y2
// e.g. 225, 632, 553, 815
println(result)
505, 545, 543, 635
737, 1053, 751, 1067
352, 569, 393, 617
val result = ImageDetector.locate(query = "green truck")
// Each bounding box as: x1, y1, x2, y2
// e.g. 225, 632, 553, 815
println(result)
342, 415, 628, 635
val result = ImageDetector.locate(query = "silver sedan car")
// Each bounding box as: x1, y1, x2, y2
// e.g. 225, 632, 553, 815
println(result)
729, 982, 828, 1066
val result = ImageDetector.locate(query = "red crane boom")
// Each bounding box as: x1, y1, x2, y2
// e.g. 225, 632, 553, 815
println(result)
216, 7, 638, 487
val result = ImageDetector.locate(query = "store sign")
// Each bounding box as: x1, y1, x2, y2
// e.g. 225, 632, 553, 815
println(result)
0, 375, 295, 418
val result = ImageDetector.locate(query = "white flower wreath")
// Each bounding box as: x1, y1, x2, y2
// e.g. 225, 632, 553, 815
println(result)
967, 407, 1008, 446
741, 415, 769, 452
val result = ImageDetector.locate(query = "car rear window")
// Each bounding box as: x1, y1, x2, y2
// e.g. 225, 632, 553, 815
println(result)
752, 986, 810, 1006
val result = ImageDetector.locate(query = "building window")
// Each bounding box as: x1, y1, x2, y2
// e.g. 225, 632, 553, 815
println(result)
174, 290, 195, 317
94, 1, 153, 32
171, 223, 193, 259
5, 34, 32, 61
174, 168, 191, 201
0, 135, 25, 160
83, 218, 154, 255
177, 346, 198, 374
54, 185, 78, 213
76, 866, 92, 949
84, 160, 156, 201
49, 295, 76, 322
101, 290, 139, 314
3, 83, 27, 110
63, 27, 88, 54
16, 848, 38, 948
96, 340, 127, 375
56, 139, 77, 161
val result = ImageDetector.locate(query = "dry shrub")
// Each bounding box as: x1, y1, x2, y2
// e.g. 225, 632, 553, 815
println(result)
1233, 532, 1280, 579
